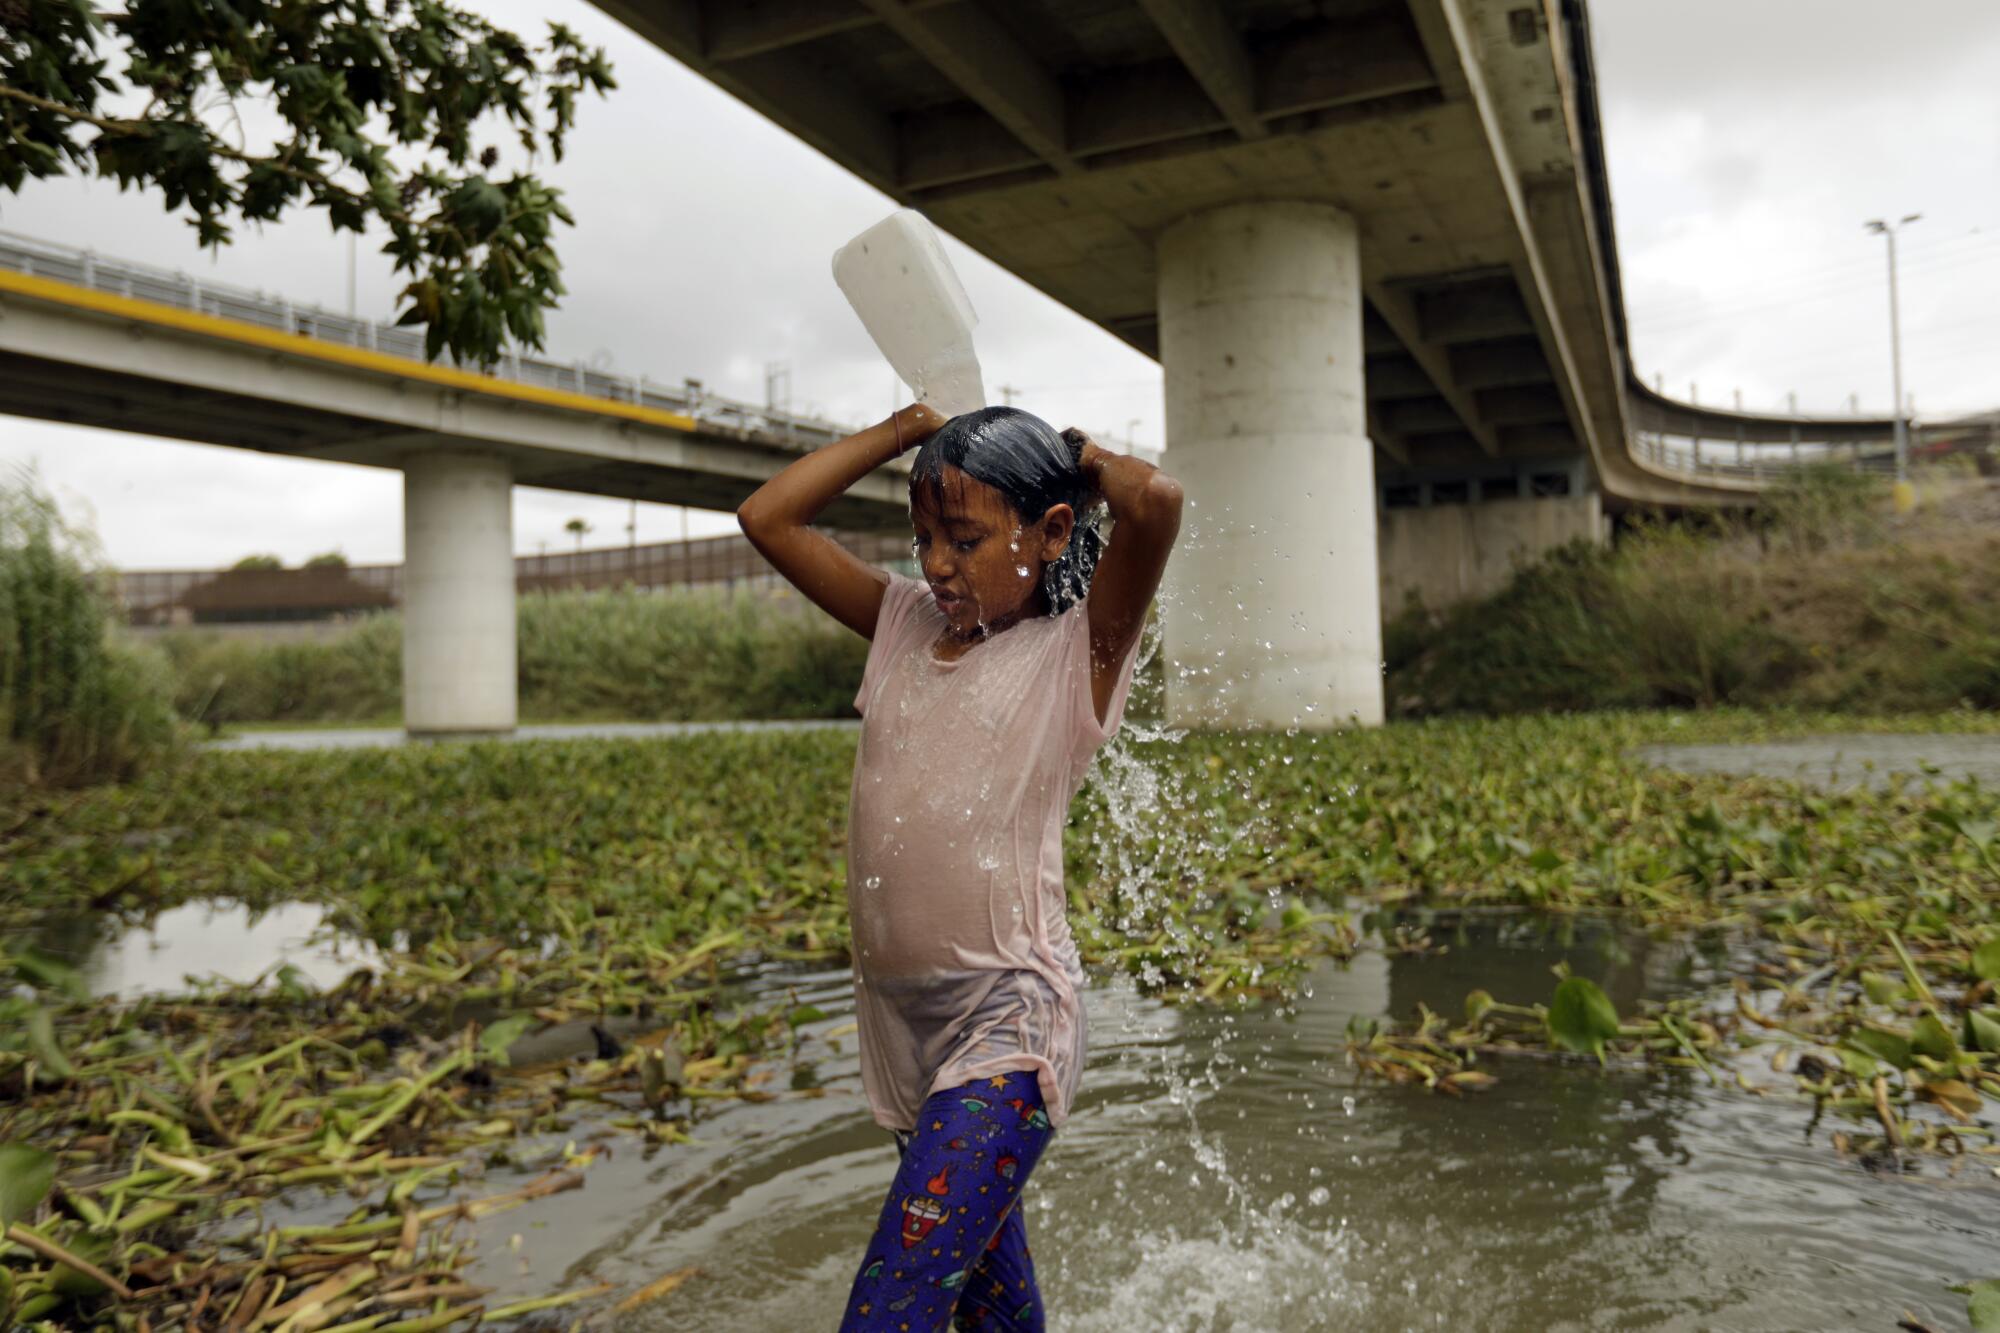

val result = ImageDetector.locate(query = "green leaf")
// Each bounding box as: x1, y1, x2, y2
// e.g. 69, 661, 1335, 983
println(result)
786, 1004, 827, 1028
1546, 976, 1620, 1062
46, 1228, 113, 1297
477, 1013, 536, 1066
0, 1143, 57, 1228
24, 1007, 75, 1080
1972, 938, 2000, 983
444, 175, 508, 239
1837, 1047, 1881, 1079
1966, 1010, 2000, 1055
1858, 970, 1908, 1006
1464, 988, 1495, 1024
1843, 1025, 1912, 1071
1962, 1278, 2000, 1333
1911, 1013, 1959, 1063
10, 949, 87, 1002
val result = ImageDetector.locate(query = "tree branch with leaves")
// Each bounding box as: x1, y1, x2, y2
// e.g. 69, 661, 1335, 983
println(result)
0, 0, 615, 365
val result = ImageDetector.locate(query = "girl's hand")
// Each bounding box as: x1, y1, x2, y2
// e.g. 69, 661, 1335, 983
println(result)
894, 403, 950, 453
1062, 427, 1107, 500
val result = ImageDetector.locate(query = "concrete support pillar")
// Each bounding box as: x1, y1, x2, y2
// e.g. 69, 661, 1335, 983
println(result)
1157, 202, 1383, 728
401, 451, 516, 736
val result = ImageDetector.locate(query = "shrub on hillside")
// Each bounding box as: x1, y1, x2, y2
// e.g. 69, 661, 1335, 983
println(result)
0, 477, 178, 786
1389, 540, 1645, 714
1388, 491, 1999, 716
1757, 463, 1883, 552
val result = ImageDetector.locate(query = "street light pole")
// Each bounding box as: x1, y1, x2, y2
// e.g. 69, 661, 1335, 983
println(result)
1864, 213, 1921, 485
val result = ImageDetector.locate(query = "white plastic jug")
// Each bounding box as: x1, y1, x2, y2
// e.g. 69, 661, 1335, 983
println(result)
832, 210, 987, 420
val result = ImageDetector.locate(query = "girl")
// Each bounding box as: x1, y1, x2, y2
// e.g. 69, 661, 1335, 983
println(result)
738, 403, 1182, 1331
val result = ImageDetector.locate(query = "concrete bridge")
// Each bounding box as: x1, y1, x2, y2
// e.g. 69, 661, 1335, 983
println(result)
0, 231, 916, 736
0, 0, 1909, 736
595, 0, 1901, 727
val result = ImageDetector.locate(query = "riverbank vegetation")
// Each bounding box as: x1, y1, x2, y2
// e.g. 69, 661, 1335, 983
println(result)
3, 711, 1998, 1326
140, 471, 1999, 730
0, 479, 177, 789
1388, 469, 2000, 715
153, 586, 867, 727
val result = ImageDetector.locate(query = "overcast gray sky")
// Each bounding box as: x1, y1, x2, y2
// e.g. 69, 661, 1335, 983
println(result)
2, 0, 1995, 568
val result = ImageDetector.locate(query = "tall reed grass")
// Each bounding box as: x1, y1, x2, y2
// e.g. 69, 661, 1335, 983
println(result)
161, 585, 870, 725
1, 476, 178, 786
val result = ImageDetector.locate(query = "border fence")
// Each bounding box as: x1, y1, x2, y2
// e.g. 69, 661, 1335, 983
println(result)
118, 531, 916, 626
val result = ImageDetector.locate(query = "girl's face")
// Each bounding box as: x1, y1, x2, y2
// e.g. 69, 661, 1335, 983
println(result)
911, 466, 1073, 639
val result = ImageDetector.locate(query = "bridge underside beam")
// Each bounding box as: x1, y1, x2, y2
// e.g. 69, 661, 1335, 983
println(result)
858, 0, 1079, 175
598, 0, 1438, 197
703, 0, 955, 62
1135, 0, 1266, 141
1366, 278, 1506, 457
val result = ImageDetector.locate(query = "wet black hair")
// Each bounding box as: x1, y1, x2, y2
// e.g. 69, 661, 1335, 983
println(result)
907, 405, 1104, 615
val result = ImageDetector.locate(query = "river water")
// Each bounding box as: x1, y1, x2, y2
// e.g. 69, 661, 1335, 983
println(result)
463, 920, 1992, 1332
26, 905, 1995, 1329
21, 726, 1997, 1329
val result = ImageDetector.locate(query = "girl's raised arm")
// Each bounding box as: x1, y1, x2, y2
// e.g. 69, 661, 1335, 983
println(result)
737, 403, 944, 639
1070, 432, 1184, 723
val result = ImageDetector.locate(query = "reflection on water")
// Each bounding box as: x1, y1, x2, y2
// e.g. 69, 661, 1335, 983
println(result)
12, 909, 1989, 1327
442, 921, 1992, 1332
24, 901, 379, 998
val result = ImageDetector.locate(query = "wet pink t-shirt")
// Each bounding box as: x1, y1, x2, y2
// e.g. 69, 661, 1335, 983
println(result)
847, 573, 1142, 1132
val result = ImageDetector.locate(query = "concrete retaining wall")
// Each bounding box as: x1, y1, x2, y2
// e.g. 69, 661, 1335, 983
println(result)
1378, 491, 1606, 615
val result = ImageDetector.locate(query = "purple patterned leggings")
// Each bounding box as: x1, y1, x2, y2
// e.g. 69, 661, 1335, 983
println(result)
839, 1068, 1054, 1332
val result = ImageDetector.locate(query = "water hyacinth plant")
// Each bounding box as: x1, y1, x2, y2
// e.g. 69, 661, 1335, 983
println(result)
2, 701, 1997, 1323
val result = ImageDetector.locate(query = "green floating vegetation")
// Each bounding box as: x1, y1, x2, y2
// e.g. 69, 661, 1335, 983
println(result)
0, 923, 829, 1328
3, 711, 1999, 1327
1349, 947, 2000, 1162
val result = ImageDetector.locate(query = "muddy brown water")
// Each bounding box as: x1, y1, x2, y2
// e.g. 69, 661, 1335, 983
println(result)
31, 910, 1998, 1332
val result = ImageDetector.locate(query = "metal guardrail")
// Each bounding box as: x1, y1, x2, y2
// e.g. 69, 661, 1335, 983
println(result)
1623, 375, 1908, 487
1631, 432, 1900, 485
0, 229, 859, 449
0, 228, 1165, 463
